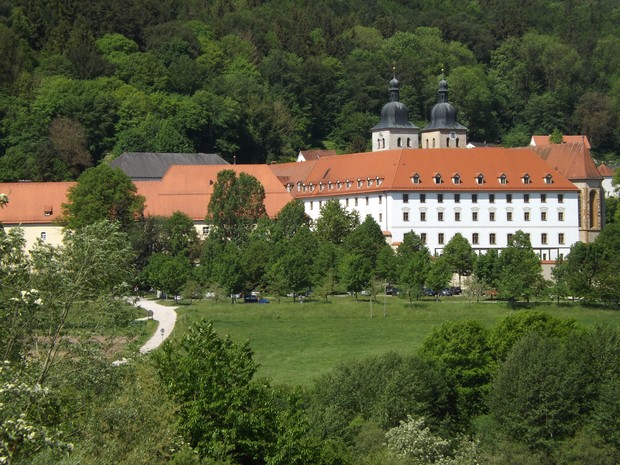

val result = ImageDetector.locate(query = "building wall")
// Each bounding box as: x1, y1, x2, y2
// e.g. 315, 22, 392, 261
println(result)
373, 129, 419, 151
3, 224, 64, 251
304, 190, 579, 260
421, 130, 466, 149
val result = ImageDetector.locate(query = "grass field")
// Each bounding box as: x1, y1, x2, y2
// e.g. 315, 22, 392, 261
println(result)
167, 295, 620, 386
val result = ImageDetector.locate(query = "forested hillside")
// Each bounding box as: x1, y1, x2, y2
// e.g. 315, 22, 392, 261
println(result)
0, 0, 618, 181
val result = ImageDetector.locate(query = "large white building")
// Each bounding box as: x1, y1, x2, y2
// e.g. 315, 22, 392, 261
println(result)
0, 75, 604, 263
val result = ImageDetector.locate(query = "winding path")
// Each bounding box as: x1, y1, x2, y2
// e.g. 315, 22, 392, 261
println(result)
135, 298, 178, 354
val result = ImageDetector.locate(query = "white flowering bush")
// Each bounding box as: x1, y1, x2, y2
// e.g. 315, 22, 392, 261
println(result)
385, 415, 480, 465
0, 361, 72, 464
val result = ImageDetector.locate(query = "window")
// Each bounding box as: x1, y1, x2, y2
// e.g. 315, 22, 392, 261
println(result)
558, 194, 564, 203
558, 233, 565, 244
455, 212, 461, 222
452, 174, 461, 184
420, 194, 426, 203
524, 194, 530, 203
524, 211, 530, 221
438, 211, 444, 221
357, 179, 363, 188
455, 193, 460, 203
438, 193, 443, 203
202, 226, 210, 235
541, 211, 547, 221
541, 193, 547, 203
541, 233, 548, 245
472, 233, 479, 244
379, 195, 382, 204
522, 173, 531, 184
379, 213, 383, 222
346, 198, 349, 207
397, 137, 402, 147
403, 211, 409, 222
558, 211, 564, 221
438, 233, 445, 245
476, 174, 484, 184
472, 194, 478, 203
499, 174, 507, 184
507, 211, 513, 221
412, 173, 420, 184
310, 201, 314, 210
472, 211, 478, 221
365, 196, 369, 206
489, 194, 495, 203
420, 211, 427, 222
403, 193, 409, 203
490, 211, 496, 221
421, 233, 427, 244
507, 233, 513, 243
407, 138, 411, 147
40, 231, 47, 241
489, 233, 496, 245
355, 197, 358, 206
544, 174, 553, 184
507, 194, 512, 203
434, 174, 442, 184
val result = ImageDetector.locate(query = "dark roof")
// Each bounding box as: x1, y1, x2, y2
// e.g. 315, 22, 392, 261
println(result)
109, 152, 229, 180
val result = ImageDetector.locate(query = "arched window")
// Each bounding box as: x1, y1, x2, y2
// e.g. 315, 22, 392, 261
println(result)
447, 138, 450, 147
407, 138, 411, 147
397, 137, 402, 147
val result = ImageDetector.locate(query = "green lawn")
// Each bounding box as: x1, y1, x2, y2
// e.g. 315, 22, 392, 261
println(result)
168, 295, 620, 386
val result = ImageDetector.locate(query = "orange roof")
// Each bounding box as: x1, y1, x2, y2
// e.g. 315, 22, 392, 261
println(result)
531, 135, 591, 149
269, 160, 317, 186
598, 163, 616, 177
530, 142, 602, 181
136, 165, 295, 220
0, 182, 73, 224
298, 149, 337, 160
283, 148, 578, 198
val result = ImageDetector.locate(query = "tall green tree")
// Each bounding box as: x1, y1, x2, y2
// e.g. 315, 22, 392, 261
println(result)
497, 231, 543, 305
396, 232, 431, 302
441, 233, 475, 286
206, 169, 267, 242
61, 163, 145, 231
315, 199, 359, 245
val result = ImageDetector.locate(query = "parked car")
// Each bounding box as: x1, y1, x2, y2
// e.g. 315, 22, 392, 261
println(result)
450, 286, 462, 295
258, 298, 270, 304
423, 287, 437, 296
243, 295, 259, 303
386, 286, 399, 296
440, 288, 453, 296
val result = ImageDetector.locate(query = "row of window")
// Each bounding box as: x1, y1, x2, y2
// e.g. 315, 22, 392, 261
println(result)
422, 232, 565, 246
289, 177, 384, 193
403, 193, 563, 204
309, 195, 386, 210
377, 137, 415, 149
411, 172, 552, 185
403, 210, 565, 222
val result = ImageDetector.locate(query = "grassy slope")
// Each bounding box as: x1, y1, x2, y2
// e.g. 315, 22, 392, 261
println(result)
169, 296, 620, 386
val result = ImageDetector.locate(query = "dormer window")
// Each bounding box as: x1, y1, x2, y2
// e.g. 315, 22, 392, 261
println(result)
433, 173, 442, 184
319, 182, 324, 192
475, 173, 484, 185
411, 173, 421, 184
367, 177, 373, 187
296, 181, 302, 192
522, 173, 531, 184
328, 182, 333, 190
44, 205, 53, 216
498, 173, 507, 185
286, 183, 292, 192
357, 178, 363, 188
309, 183, 315, 192
337, 181, 342, 190
346, 179, 352, 189
544, 174, 553, 184
376, 177, 382, 186
452, 173, 461, 185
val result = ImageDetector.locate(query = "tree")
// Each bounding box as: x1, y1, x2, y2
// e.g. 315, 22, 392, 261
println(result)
315, 199, 359, 245
425, 255, 453, 300
206, 170, 267, 242
473, 249, 499, 294
344, 214, 389, 270
420, 320, 495, 423
396, 232, 431, 302
162, 211, 201, 260
144, 253, 191, 301
496, 231, 543, 305
488, 333, 590, 453
442, 233, 475, 286
61, 164, 145, 231
272, 200, 311, 242
339, 253, 372, 299
153, 320, 277, 463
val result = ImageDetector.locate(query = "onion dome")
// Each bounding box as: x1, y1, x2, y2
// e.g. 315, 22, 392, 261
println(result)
371, 74, 418, 130
421, 76, 467, 131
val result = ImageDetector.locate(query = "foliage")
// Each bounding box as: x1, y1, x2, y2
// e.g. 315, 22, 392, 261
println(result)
441, 234, 475, 285
61, 164, 145, 231
315, 199, 360, 245
143, 253, 191, 300
153, 320, 277, 463
206, 170, 267, 243
396, 232, 431, 302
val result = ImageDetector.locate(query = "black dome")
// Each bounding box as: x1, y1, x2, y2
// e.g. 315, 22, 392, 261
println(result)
421, 76, 467, 132
372, 101, 417, 130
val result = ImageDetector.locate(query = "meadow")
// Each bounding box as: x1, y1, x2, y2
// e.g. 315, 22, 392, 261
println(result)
168, 295, 620, 386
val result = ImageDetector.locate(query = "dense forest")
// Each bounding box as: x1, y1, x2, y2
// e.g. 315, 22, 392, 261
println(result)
0, 0, 619, 182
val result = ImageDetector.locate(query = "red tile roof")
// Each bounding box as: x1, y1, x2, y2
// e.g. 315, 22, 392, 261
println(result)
531, 135, 591, 149
283, 148, 578, 198
0, 182, 73, 224
530, 142, 602, 181
598, 163, 616, 177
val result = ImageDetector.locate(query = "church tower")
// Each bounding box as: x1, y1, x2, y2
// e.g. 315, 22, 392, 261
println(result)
420, 73, 467, 149
371, 72, 419, 152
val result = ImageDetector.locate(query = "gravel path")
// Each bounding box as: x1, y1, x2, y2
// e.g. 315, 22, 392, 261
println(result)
135, 298, 178, 354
